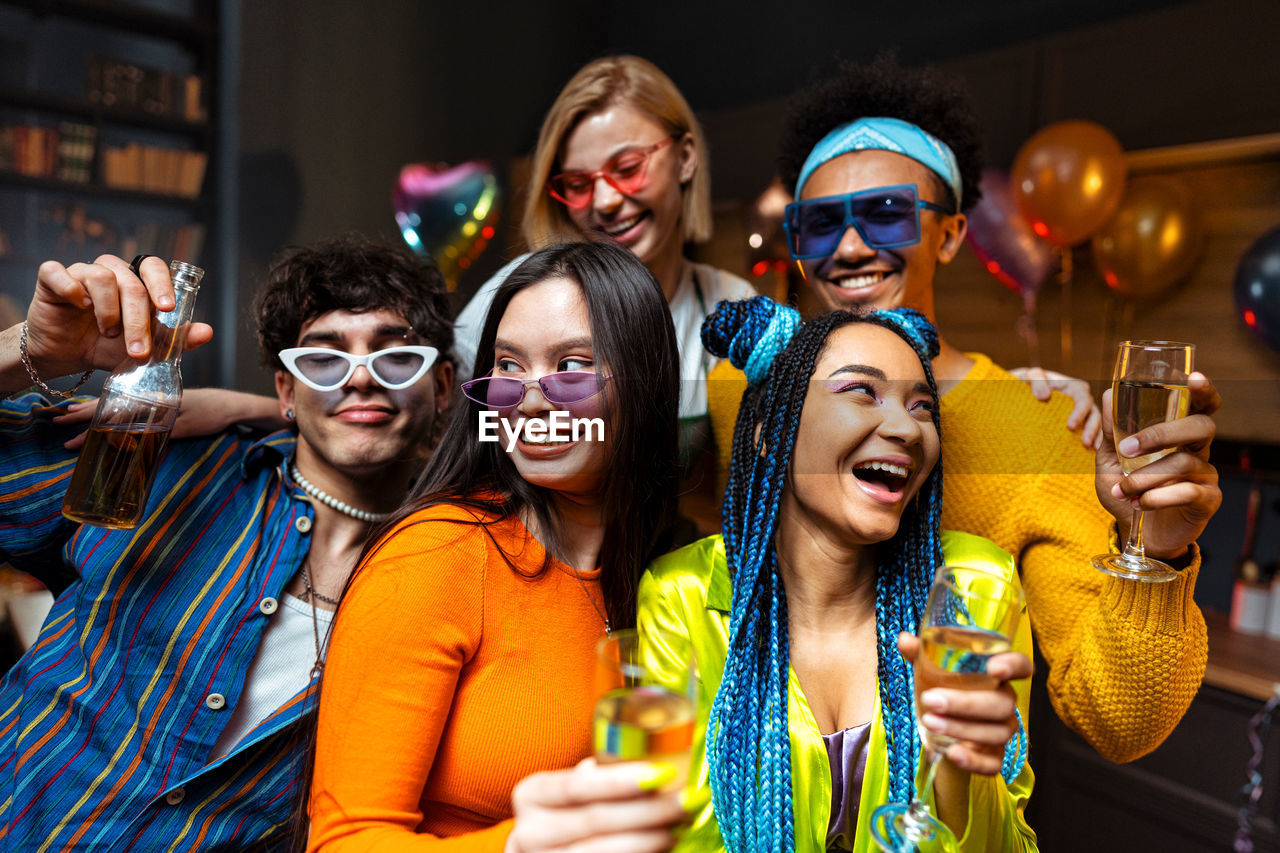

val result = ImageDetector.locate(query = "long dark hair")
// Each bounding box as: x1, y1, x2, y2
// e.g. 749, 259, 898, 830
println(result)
373, 238, 680, 627
288, 241, 681, 849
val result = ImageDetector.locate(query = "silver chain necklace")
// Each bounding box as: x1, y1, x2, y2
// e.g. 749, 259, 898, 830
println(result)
571, 569, 611, 636
302, 562, 330, 681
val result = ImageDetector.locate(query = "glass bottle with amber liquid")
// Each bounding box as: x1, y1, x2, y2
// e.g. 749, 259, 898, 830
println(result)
62, 260, 204, 529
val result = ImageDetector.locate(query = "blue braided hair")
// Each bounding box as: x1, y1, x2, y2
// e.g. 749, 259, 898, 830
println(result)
701, 297, 1025, 851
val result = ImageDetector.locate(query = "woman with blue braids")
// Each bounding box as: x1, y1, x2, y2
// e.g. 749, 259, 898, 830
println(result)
640, 295, 1037, 852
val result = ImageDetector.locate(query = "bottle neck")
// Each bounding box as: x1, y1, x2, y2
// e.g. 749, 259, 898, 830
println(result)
150, 283, 200, 365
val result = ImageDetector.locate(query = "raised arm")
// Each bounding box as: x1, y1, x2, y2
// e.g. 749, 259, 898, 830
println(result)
1012, 407, 1212, 763
1095, 370, 1222, 561
55, 388, 286, 449
2, 255, 212, 397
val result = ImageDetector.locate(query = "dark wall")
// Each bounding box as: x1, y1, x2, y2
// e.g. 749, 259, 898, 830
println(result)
603, 0, 1198, 111
234, 0, 603, 390
233, 0, 1280, 391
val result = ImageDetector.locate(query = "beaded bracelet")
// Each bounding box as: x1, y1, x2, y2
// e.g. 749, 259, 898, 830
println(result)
18, 321, 94, 399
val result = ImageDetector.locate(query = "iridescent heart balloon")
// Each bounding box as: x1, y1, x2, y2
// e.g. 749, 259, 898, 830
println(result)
393, 160, 501, 289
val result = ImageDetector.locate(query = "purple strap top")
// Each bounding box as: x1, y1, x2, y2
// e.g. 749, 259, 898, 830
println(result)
822, 720, 873, 851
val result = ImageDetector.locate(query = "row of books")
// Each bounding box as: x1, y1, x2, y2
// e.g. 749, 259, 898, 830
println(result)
101, 144, 207, 198
13, 202, 206, 268
86, 57, 205, 124
117, 222, 206, 267
0, 122, 98, 183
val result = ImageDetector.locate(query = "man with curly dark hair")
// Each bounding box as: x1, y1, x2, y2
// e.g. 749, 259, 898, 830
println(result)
0, 235, 453, 850
758, 54, 1222, 766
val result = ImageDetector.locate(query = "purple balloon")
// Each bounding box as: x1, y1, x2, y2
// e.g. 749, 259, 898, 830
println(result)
966, 170, 1057, 297
1234, 226, 1280, 353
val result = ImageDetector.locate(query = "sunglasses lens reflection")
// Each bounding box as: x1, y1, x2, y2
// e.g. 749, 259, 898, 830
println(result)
852, 189, 919, 245
541, 372, 602, 403
294, 353, 351, 388
369, 350, 426, 385
466, 377, 523, 407
791, 187, 922, 257
464, 372, 604, 408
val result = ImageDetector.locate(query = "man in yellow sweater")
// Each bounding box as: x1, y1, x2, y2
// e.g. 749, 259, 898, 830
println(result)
709, 56, 1221, 763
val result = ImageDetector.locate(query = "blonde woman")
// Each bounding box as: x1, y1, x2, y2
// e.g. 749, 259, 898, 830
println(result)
454, 56, 756, 467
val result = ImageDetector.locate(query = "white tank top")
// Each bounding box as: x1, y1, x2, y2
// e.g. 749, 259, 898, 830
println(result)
211, 593, 334, 758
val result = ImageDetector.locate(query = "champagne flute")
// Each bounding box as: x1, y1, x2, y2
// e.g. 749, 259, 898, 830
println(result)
1092, 340, 1195, 583
593, 628, 697, 793
870, 564, 1025, 852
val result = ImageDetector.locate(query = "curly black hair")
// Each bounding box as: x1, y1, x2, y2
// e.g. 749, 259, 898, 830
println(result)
253, 233, 454, 370
778, 53, 984, 213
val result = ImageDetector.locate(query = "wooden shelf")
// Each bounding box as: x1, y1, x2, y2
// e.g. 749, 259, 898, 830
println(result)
0, 88, 210, 140
1203, 607, 1280, 701
0, 0, 215, 48
0, 171, 204, 209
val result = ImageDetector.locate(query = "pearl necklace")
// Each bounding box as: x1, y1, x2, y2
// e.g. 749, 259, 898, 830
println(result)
288, 460, 391, 523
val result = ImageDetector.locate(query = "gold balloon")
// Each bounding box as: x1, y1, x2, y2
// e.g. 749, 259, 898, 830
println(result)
1012, 120, 1127, 247
1090, 178, 1203, 300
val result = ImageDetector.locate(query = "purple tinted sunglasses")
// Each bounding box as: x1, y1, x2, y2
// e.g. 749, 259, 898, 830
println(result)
460, 370, 610, 408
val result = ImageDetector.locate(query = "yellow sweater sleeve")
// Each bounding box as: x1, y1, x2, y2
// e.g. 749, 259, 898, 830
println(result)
941, 355, 1206, 762
706, 359, 749, 498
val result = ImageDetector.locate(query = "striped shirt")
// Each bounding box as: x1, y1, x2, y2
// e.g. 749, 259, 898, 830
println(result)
0, 395, 317, 852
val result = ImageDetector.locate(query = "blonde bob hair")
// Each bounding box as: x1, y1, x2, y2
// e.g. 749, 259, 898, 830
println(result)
522, 55, 713, 251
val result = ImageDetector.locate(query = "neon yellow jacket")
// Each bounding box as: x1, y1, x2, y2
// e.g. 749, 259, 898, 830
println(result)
638, 531, 1038, 853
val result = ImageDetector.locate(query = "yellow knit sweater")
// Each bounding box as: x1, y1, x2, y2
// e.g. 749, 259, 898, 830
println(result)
706, 353, 1207, 763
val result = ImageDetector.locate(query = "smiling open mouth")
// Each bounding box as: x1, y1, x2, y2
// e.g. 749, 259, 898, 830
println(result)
600, 212, 647, 237
852, 460, 910, 497
832, 271, 889, 290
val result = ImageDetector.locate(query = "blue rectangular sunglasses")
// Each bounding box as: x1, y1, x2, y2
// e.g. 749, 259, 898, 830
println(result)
783, 183, 953, 260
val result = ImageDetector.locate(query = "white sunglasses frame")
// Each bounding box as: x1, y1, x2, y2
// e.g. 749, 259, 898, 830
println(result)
278, 345, 440, 391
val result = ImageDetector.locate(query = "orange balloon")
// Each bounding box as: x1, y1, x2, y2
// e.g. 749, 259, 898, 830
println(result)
1011, 121, 1127, 247
1091, 178, 1203, 300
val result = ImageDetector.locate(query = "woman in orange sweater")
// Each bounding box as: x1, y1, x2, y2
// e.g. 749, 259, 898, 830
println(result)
307, 241, 690, 851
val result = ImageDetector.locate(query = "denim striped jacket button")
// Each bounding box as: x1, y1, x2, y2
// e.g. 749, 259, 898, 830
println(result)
260, 597, 279, 615
205, 693, 226, 710
164, 788, 186, 806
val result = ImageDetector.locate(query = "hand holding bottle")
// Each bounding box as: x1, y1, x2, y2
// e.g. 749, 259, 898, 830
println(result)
55, 257, 206, 529
20, 254, 213, 384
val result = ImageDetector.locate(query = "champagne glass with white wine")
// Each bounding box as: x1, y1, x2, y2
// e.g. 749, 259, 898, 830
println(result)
870, 563, 1025, 852
593, 628, 697, 793
1092, 340, 1195, 583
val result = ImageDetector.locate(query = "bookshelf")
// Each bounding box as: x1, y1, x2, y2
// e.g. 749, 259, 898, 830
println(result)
0, 0, 222, 387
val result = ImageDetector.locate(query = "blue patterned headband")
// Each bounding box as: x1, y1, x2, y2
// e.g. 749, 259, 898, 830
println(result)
795, 117, 962, 208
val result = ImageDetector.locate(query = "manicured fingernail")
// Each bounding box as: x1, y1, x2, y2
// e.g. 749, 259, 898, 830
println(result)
637, 762, 678, 792
678, 786, 711, 812
128, 341, 145, 355
922, 712, 947, 732
1118, 437, 1140, 457
1111, 483, 1124, 499
920, 690, 946, 713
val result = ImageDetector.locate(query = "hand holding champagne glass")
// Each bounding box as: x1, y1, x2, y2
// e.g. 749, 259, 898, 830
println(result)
594, 629, 697, 794
870, 564, 1025, 853
1093, 340, 1195, 583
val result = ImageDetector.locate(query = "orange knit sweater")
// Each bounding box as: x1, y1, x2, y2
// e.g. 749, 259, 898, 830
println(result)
308, 503, 607, 851
706, 354, 1208, 762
